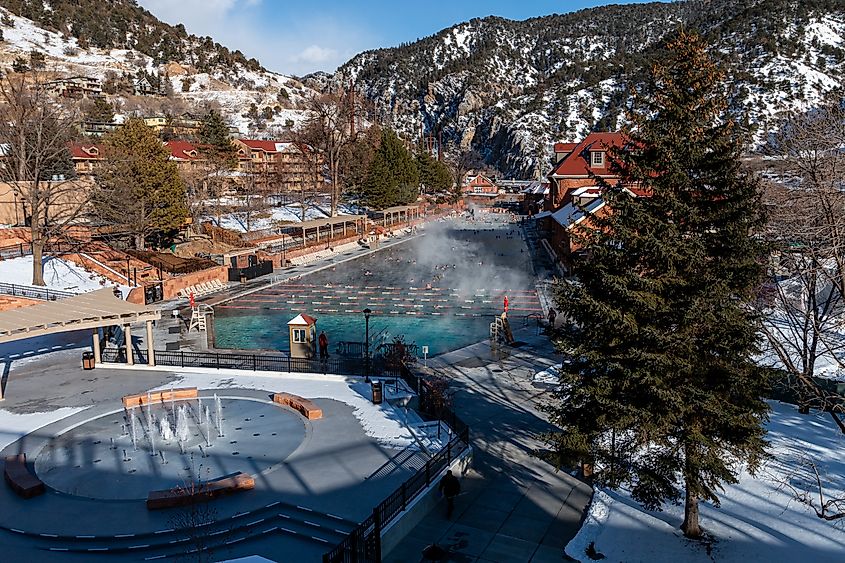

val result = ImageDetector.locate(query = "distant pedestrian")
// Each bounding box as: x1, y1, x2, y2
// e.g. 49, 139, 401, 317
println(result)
318, 331, 329, 360
503, 295, 509, 313
438, 470, 461, 518
548, 307, 557, 327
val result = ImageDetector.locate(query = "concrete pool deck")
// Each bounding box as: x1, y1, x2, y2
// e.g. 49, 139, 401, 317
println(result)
383, 327, 591, 563
0, 349, 428, 562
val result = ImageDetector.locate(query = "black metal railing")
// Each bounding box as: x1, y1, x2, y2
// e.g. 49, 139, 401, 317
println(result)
0, 281, 76, 301
322, 364, 471, 563
100, 347, 400, 378
228, 260, 274, 282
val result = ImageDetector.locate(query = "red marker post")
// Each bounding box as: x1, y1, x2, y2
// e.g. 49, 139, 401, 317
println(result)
189, 292, 195, 308
504, 295, 509, 313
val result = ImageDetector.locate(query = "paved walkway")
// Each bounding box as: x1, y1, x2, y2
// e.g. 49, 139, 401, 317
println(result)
384, 329, 591, 562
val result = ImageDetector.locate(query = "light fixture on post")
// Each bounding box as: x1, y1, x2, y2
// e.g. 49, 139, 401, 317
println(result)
363, 308, 372, 382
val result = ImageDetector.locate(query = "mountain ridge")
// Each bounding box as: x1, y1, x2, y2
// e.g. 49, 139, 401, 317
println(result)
335, 0, 845, 178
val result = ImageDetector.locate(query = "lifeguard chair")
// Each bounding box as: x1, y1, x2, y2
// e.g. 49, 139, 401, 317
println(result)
288, 314, 317, 359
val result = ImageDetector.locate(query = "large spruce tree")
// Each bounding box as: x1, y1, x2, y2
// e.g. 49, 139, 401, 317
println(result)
544, 31, 769, 538
93, 118, 187, 249
361, 129, 419, 209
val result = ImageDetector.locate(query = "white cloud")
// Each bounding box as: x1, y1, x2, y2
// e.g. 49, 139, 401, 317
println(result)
137, 0, 371, 75
292, 45, 338, 64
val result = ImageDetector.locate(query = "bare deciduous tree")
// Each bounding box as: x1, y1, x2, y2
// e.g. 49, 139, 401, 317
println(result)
759, 100, 845, 427
0, 73, 86, 285
296, 89, 364, 216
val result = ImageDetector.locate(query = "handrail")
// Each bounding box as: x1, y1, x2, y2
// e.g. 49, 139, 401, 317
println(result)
322, 364, 471, 563
0, 281, 76, 301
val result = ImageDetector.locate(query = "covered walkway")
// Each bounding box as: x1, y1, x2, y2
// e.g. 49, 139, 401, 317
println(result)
0, 288, 161, 398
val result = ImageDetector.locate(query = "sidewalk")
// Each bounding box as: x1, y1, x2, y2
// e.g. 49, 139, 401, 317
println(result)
384, 330, 591, 562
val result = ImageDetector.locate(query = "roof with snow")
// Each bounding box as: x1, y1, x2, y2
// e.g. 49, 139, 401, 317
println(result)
550, 132, 626, 177
287, 314, 317, 326
551, 198, 606, 229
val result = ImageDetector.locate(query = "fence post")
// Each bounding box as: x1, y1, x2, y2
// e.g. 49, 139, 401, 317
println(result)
401, 482, 407, 510
180, 351, 185, 368
447, 441, 452, 463
216, 353, 220, 370
425, 461, 430, 485
288, 355, 292, 373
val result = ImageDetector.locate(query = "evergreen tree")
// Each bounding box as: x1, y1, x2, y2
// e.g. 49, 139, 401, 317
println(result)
362, 129, 420, 209
93, 118, 187, 249
197, 109, 236, 166
416, 151, 451, 194
543, 31, 769, 539
83, 97, 114, 123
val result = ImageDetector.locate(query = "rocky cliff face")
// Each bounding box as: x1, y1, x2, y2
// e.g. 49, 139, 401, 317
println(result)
336, 0, 845, 178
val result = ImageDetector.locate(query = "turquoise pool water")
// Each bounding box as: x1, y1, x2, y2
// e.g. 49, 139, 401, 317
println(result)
213, 218, 540, 357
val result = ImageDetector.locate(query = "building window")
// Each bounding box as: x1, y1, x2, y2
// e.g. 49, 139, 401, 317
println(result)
591, 151, 604, 167
292, 328, 306, 343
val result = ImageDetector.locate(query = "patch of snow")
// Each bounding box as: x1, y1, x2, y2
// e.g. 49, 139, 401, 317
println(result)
565, 401, 845, 562
0, 255, 126, 294
0, 405, 88, 451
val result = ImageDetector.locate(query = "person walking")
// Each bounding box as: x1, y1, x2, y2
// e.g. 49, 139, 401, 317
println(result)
548, 307, 557, 328
318, 330, 329, 360
438, 470, 461, 519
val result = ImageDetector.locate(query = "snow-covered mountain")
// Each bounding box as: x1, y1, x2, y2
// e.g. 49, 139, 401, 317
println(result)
0, 1, 316, 135
337, 0, 845, 178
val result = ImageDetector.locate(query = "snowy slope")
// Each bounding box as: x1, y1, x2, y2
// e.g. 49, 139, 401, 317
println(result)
566, 401, 845, 562
0, 7, 315, 136
339, 1, 845, 178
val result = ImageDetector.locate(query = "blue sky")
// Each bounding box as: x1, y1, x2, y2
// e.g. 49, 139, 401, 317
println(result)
137, 1, 660, 76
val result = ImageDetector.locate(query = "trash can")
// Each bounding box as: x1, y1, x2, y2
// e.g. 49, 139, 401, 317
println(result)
371, 381, 383, 404
82, 351, 95, 370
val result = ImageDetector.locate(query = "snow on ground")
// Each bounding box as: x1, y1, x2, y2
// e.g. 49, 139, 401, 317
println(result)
566, 401, 845, 562
0, 405, 88, 451
150, 370, 416, 450
0, 255, 125, 294
207, 201, 358, 233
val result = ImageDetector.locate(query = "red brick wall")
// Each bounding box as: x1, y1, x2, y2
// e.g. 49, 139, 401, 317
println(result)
126, 265, 229, 304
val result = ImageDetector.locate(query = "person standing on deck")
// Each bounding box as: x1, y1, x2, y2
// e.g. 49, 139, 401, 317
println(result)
318, 331, 329, 360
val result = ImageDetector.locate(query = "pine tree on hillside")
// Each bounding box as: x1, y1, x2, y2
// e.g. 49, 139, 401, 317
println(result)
198, 109, 236, 166
543, 31, 769, 539
416, 151, 451, 194
362, 129, 420, 209
93, 118, 187, 249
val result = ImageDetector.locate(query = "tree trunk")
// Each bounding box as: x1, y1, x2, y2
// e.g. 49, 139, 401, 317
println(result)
31, 233, 45, 286
681, 481, 702, 538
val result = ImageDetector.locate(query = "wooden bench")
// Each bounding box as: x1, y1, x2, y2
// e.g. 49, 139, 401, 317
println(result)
146, 471, 255, 510
122, 388, 198, 408
4, 454, 45, 499
272, 392, 323, 420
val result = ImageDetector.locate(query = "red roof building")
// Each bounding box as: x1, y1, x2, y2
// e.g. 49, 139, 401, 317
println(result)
164, 140, 204, 172
69, 143, 104, 175
462, 173, 499, 197
546, 131, 626, 211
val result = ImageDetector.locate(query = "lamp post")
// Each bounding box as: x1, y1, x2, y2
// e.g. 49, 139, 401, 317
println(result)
363, 308, 371, 382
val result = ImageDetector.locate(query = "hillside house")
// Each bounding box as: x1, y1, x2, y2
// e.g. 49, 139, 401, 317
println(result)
134, 76, 162, 96
81, 120, 121, 137
143, 116, 168, 133
165, 140, 204, 173
46, 76, 102, 99
70, 143, 104, 175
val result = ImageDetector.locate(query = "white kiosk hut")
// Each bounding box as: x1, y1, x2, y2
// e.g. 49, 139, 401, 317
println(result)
288, 314, 317, 359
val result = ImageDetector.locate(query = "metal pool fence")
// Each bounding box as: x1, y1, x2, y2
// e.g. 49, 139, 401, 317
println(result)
100, 348, 401, 378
